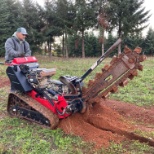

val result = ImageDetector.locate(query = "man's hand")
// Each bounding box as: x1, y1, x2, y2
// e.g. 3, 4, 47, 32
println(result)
19, 53, 25, 57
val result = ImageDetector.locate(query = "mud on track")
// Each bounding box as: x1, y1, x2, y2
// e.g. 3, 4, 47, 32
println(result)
1, 78, 154, 149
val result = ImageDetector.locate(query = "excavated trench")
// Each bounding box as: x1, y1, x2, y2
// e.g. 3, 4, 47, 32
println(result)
58, 100, 154, 149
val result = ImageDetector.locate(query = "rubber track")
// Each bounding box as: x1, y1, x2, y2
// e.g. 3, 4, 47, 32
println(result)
82, 46, 146, 103
7, 93, 59, 129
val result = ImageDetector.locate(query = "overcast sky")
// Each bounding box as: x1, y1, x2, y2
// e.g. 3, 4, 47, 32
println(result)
144, 0, 154, 34
35, 0, 154, 35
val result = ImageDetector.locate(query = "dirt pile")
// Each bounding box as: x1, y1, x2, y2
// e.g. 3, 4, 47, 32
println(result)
102, 99, 154, 124
58, 99, 154, 148
59, 102, 128, 148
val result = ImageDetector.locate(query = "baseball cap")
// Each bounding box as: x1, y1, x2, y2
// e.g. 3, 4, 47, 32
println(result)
17, 27, 28, 35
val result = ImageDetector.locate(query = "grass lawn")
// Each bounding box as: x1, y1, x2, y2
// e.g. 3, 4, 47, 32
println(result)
0, 55, 154, 154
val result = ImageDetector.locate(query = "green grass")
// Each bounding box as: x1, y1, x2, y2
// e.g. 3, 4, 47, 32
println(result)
0, 118, 91, 154
0, 56, 154, 153
98, 141, 154, 154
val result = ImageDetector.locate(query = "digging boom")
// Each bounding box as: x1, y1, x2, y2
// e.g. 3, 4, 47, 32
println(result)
82, 46, 146, 103
80, 38, 122, 81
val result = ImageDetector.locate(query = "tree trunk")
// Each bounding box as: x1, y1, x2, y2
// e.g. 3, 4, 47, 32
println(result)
65, 33, 69, 58
62, 34, 65, 57
81, 31, 85, 58
102, 28, 105, 55
49, 35, 52, 58
118, 27, 122, 54
45, 45, 47, 55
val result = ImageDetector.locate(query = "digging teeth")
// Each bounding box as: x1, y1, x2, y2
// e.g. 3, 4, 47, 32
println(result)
102, 91, 110, 98
103, 64, 110, 71
139, 55, 147, 62
128, 74, 134, 80
137, 64, 143, 71
110, 56, 118, 65
133, 47, 142, 54
119, 79, 128, 87
110, 86, 118, 93
82, 45, 146, 103
128, 69, 138, 80
130, 69, 138, 76
95, 73, 102, 79
124, 46, 132, 53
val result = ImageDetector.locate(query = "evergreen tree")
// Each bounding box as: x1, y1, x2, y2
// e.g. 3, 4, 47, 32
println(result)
124, 33, 144, 50
106, 0, 151, 53
107, 0, 150, 37
91, 0, 109, 55
0, 0, 11, 56
6, 0, 23, 30
68, 33, 101, 57
43, 0, 63, 57
84, 33, 101, 57
21, 0, 45, 52
74, 0, 96, 58
55, 0, 76, 58
68, 34, 82, 57
105, 33, 117, 56
143, 28, 154, 55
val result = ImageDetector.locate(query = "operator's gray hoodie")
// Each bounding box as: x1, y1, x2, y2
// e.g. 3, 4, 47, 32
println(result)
5, 32, 31, 62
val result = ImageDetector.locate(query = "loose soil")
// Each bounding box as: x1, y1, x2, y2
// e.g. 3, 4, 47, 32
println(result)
1, 77, 154, 149
59, 100, 154, 149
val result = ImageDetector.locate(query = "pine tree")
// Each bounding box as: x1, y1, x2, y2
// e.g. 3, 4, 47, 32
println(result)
0, 0, 11, 56
106, 0, 151, 53
143, 28, 154, 55
107, 0, 150, 37
74, 0, 96, 58
55, 0, 76, 58
21, 0, 45, 52
6, 0, 23, 30
43, 0, 64, 57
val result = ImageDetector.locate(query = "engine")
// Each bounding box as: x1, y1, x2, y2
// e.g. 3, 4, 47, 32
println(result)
22, 66, 69, 94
